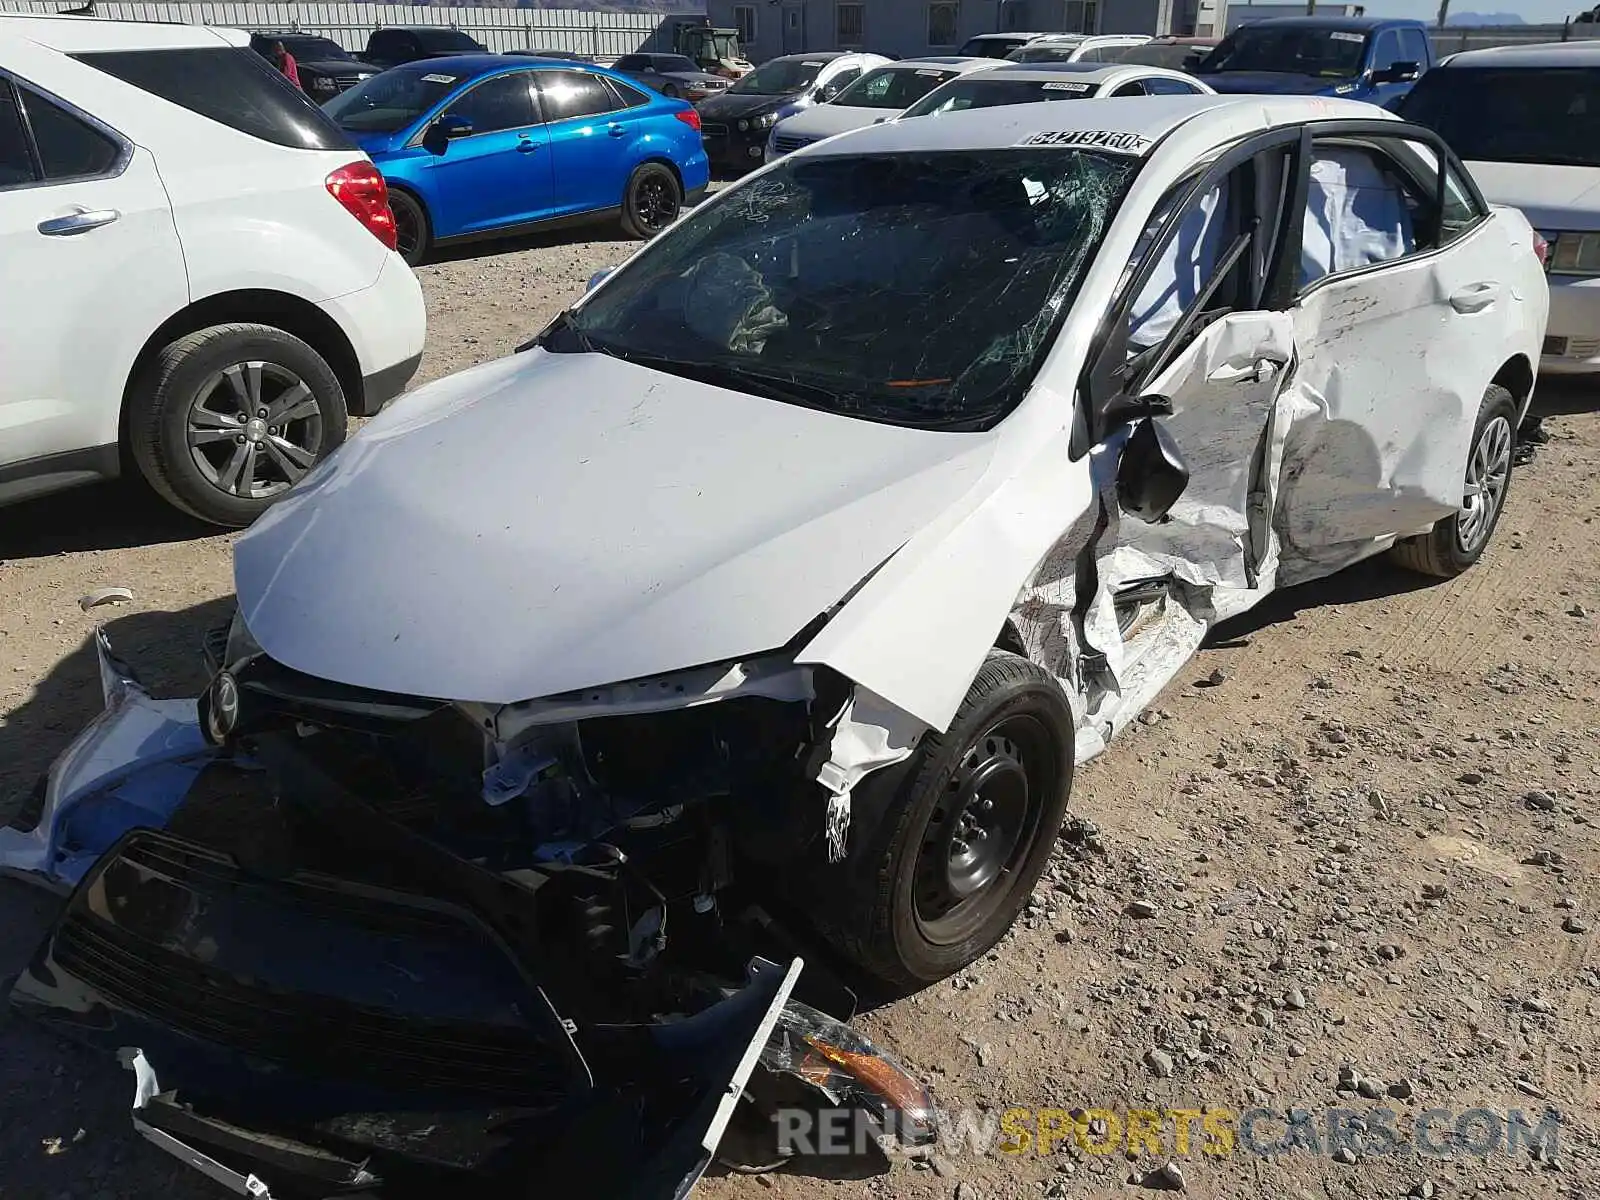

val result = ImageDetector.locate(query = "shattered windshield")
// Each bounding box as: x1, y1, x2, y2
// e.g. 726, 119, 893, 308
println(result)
1198, 27, 1368, 78
832, 66, 963, 109
729, 56, 828, 95
902, 77, 1097, 117
544, 149, 1140, 430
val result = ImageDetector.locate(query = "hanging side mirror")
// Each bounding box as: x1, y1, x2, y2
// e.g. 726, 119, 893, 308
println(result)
1116, 413, 1189, 524
1103, 390, 1173, 428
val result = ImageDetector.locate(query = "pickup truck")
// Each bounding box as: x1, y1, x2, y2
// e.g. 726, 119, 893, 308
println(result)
1193, 16, 1435, 108
359, 26, 488, 71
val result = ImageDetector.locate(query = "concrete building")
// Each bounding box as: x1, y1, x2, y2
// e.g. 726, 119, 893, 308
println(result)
709, 0, 1231, 63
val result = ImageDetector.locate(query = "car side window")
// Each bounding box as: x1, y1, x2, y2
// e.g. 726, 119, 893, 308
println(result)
1126, 174, 1235, 352
1111, 80, 1147, 97
443, 72, 536, 135
1298, 138, 1447, 289
615, 55, 648, 71
604, 77, 652, 109
1370, 30, 1400, 72
1144, 75, 1200, 96
538, 70, 620, 121
0, 80, 36, 188
1398, 28, 1429, 68
821, 66, 859, 99
18, 86, 119, 180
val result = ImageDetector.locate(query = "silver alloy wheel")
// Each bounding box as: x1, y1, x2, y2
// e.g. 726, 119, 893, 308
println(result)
186, 361, 323, 501
1456, 414, 1512, 554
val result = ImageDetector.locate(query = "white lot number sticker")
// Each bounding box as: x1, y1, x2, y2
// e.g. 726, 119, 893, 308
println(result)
1329, 31, 1364, 42
916, 69, 947, 76
1017, 128, 1152, 154
802, 60, 824, 66
1041, 81, 1092, 92
421, 73, 458, 84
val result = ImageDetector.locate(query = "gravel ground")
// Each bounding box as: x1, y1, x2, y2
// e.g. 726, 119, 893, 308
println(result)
1, 212, 1596, 1200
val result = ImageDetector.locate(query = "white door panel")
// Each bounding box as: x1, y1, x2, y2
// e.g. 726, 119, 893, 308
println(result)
0, 145, 186, 469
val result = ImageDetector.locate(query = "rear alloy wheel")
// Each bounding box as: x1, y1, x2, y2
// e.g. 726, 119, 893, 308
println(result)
388, 188, 431, 267
1389, 383, 1517, 578
129, 324, 347, 527
804, 652, 1075, 993
620, 162, 683, 239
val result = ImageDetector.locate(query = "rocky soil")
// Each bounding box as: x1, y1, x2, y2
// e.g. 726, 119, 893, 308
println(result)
1, 217, 1594, 1200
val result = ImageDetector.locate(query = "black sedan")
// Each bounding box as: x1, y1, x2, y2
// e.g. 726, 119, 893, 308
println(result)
248, 32, 376, 100
610, 52, 730, 101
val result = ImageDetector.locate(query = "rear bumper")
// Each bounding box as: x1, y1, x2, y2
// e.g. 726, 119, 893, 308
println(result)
1540, 275, 1600, 373
318, 254, 428, 415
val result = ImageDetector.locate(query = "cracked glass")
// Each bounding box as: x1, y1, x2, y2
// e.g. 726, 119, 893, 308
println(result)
547, 149, 1141, 430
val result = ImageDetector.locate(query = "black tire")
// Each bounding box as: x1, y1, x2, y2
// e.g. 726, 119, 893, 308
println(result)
661, 82, 681, 99
389, 188, 432, 267
807, 652, 1075, 994
128, 324, 348, 528
620, 162, 683, 239
1388, 383, 1516, 578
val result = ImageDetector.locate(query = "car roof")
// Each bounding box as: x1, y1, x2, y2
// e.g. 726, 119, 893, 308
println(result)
0, 12, 247, 51
803, 93, 1385, 158
388, 53, 564, 76
965, 31, 1047, 41
1232, 15, 1410, 31
768, 50, 847, 61
1436, 40, 1600, 69
380, 26, 483, 34
968, 62, 1190, 84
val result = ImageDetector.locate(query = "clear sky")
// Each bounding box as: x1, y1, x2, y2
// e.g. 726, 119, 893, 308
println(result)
1234, 0, 1583, 21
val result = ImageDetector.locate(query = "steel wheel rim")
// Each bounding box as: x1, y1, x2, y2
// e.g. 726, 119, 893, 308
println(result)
634, 176, 677, 232
913, 714, 1055, 945
186, 361, 322, 502
1456, 414, 1512, 554
393, 199, 421, 260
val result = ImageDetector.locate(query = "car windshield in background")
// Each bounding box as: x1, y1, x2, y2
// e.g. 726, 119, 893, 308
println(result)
902, 77, 1095, 117
284, 37, 353, 61
652, 55, 702, 73
729, 58, 828, 94
960, 38, 1027, 58
1007, 45, 1082, 63
833, 66, 962, 109
1400, 67, 1600, 169
1118, 43, 1202, 69
547, 149, 1140, 431
1199, 27, 1367, 77
414, 29, 485, 53
324, 67, 459, 132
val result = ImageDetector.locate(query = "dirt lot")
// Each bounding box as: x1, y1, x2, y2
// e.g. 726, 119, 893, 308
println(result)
1, 219, 1596, 1200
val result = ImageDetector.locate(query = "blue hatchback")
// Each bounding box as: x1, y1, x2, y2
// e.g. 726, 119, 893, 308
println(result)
324, 56, 710, 265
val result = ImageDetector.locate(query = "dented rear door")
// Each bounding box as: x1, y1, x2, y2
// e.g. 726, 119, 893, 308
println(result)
1276, 123, 1510, 555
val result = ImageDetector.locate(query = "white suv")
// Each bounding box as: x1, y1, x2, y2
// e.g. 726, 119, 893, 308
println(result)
0, 15, 426, 525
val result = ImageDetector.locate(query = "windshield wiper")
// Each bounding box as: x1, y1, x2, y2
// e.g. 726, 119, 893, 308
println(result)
524, 308, 597, 355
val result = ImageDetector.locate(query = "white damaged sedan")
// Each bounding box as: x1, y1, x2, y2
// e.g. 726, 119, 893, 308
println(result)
12, 97, 1547, 1007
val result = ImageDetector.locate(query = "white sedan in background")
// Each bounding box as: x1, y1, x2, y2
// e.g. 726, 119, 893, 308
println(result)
765, 56, 998, 159
898, 60, 1215, 119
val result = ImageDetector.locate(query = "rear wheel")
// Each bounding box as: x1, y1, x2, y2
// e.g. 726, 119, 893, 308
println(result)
1388, 383, 1516, 578
805, 652, 1075, 993
389, 188, 431, 267
661, 82, 682, 99
128, 324, 347, 527
620, 162, 682, 239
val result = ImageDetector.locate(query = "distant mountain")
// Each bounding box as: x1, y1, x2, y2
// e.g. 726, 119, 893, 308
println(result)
1444, 11, 1526, 22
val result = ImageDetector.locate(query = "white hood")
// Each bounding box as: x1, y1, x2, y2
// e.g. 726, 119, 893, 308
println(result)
1465, 160, 1600, 231
234, 349, 994, 704
775, 102, 895, 144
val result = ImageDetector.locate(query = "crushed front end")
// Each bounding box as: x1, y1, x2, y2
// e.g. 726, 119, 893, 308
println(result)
6, 623, 936, 1197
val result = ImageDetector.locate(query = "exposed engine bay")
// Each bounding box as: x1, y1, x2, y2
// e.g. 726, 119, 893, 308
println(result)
3, 626, 937, 1198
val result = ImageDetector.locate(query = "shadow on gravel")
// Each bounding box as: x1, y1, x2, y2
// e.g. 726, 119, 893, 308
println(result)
1208, 559, 1439, 645
0, 599, 231, 817
0, 481, 215, 562
1531, 376, 1600, 418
